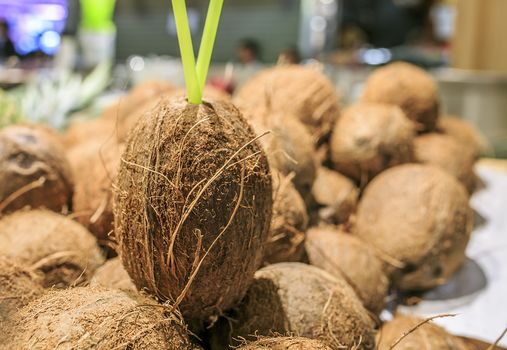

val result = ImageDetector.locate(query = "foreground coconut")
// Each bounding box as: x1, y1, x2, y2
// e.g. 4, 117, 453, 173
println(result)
115, 97, 272, 323
0, 124, 73, 215
3, 287, 199, 350
305, 227, 389, 315
437, 116, 486, 158
0, 210, 105, 288
238, 337, 333, 350
0, 257, 43, 324
311, 167, 358, 225
236, 65, 340, 144
356, 164, 473, 290
330, 103, 415, 184
361, 62, 440, 132
216, 262, 375, 349
377, 315, 469, 350
264, 172, 308, 265
414, 133, 476, 193
90, 257, 136, 291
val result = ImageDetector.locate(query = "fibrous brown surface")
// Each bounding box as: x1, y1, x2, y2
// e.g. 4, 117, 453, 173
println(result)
356, 164, 473, 290
330, 103, 415, 184
3, 287, 200, 350
238, 337, 333, 350
437, 116, 486, 158
0, 210, 105, 288
0, 124, 73, 215
361, 62, 440, 132
305, 226, 389, 315
235, 65, 340, 145
377, 315, 470, 350
114, 97, 272, 323
90, 257, 136, 291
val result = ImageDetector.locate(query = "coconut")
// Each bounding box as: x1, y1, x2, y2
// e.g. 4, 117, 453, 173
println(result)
0, 124, 73, 215
377, 315, 469, 350
3, 287, 199, 350
361, 62, 440, 132
114, 97, 272, 324
238, 337, 333, 350
264, 171, 308, 265
356, 164, 473, 290
305, 226, 389, 314
90, 257, 136, 291
219, 262, 375, 349
0, 210, 105, 288
330, 103, 415, 184
235, 65, 340, 144
0, 257, 43, 324
414, 133, 477, 193
437, 116, 487, 158
311, 167, 358, 225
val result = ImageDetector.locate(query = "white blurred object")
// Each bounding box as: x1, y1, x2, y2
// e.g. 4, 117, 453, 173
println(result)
431, 3, 456, 42
54, 36, 78, 72
78, 29, 116, 68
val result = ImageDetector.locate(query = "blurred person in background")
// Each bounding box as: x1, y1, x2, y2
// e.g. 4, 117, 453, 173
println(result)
0, 20, 16, 59
278, 46, 301, 65
234, 38, 264, 88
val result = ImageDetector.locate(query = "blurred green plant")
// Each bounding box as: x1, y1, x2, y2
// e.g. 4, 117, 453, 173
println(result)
0, 89, 25, 128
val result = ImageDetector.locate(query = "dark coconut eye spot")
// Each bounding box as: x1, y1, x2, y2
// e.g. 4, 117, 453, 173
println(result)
8, 152, 35, 169
433, 265, 443, 278
402, 263, 417, 274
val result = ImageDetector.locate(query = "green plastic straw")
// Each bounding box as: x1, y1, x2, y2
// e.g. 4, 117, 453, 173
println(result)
196, 0, 224, 92
172, 0, 202, 104
79, 0, 116, 31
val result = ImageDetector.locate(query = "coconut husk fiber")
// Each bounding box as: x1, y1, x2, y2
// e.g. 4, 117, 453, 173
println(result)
330, 103, 415, 185
305, 226, 389, 315
0, 257, 43, 325
0, 209, 105, 288
376, 315, 469, 350
356, 164, 473, 291
414, 133, 477, 193
238, 337, 333, 350
0, 124, 73, 215
114, 97, 272, 324
3, 287, 200, 350
311, 167, 358, 225
361, 62, 440, 132
169, 86, 232, 104
264, 171, 308, 265
90, 257, 136, 292
437, 116, 488, 158
235, 64, 340, 145
217, 262, 375, 350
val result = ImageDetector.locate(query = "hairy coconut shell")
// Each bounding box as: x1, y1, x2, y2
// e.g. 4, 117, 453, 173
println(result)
264, 172, 308, 265
414, 133, 476, 193
377, 315, 469, 350
115, 97, 272, 323
4, 287, 199, 350
238, 337, 333, 350
361, 62, 440, 132
0, 257, 43, 324
235, 65, 340, 144
222, 262, 375, 349
437, 116, 487, 158
63, 117, 116, 148
0, 124, 73, 215
0, 210, 105, 288
311, 167, 358, 225
90, 257, 136, 291
330, 103, 415, 184
305, 227, 389, 314
356, 164, 473, 290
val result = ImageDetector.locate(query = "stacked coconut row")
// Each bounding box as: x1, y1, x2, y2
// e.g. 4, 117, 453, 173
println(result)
0, 62, 486, 350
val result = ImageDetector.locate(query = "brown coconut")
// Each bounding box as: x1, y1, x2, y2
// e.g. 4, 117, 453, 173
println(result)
235, 65, 340, 144
264, 171, 308, 265
238, 337, 333, 350
0, 257, 43, 324
0, 124, 73, 215
437, 116, 487, 158
361, 62, 440, 132
3, 287, 199, 350
330, 103, 415, 184
0, 209, 105, 288
377, 315, 469, 350
114, 97, 272, 323
414, 133, 477, 193
305, 226, 389, 315
220, 262, 375, 349
311, 167, 358, 225
90, 257, 136, 291
356, 164, 473, 291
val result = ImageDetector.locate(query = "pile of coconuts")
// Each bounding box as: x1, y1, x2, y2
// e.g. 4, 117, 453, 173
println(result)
0, 61, 494, 349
